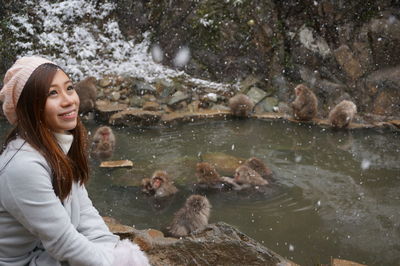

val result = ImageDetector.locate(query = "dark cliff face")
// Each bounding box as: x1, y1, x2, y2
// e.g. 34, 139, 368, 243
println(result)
128, 0, 399, 115
147, 0, 283, 84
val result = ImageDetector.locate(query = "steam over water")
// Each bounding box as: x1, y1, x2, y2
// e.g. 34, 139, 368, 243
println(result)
1, 119, 399, 265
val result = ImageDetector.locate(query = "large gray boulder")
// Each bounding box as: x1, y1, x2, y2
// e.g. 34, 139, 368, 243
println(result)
104, 217, 297, 266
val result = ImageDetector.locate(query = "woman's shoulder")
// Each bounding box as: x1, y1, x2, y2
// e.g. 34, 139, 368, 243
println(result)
0, 138, 50, 177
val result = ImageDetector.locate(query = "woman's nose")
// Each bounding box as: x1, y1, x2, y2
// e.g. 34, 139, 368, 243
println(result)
60, 91, 75, 106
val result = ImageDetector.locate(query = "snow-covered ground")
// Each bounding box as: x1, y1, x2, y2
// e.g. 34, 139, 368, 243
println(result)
7, 0, 231, 90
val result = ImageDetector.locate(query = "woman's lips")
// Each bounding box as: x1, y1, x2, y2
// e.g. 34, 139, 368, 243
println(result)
59, 110, 77, 119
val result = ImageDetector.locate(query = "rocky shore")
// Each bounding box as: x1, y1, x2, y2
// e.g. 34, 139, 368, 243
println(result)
104, 216, 367, 266
104, 217, 297, 266
87, 75, 399, 132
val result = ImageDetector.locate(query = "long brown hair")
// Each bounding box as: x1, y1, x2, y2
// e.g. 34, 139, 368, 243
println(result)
2, 63, 89, 201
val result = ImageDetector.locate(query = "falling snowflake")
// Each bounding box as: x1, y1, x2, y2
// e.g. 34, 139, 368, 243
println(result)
361, 159, 371, 170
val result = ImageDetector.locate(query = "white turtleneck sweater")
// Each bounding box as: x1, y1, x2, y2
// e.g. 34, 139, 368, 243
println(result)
54, 132, 74, 154
0, 135, 119, 266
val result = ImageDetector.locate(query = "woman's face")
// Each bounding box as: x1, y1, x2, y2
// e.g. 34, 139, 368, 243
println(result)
44, 70, 80, 133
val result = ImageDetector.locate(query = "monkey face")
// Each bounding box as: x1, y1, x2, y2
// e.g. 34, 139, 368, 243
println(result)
187, 195, 210, 213
100, 130, 110, 140
190, 200, 204, 213
152, 177, 163, 189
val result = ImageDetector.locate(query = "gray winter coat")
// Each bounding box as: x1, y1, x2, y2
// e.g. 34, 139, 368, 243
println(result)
0, 137, 119, 265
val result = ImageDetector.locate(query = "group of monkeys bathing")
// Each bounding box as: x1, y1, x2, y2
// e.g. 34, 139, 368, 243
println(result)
90, 126, 274, 238
89, 83, 356, 237
229, 84, 357, 128
141, 157, 273, 238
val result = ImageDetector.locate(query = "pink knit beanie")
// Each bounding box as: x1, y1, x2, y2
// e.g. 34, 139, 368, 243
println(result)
0, 56, 55, 125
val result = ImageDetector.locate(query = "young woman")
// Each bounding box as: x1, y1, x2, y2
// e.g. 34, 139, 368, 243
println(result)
0, 56, 150, 265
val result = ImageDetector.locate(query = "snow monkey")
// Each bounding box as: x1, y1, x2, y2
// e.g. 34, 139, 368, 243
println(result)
233, 165, 269, 187
243, 157, 273, 180
90, 126, 116, 160
195, 162, 241, 190
228, 93, 255, 118
328, 100, 357, 128
149, 170, 178, 198
141, 178, 155, 196
291, 84, 318, 121
168, 195, 211, 237
195, 162, 222, 185
75, 76, 97, 114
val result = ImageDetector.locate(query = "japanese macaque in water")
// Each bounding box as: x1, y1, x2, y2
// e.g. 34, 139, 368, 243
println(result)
228, 93, 255, 118
195, 162, 221, 185
243, 157, 273, 180
168, 195, 211, 237
291, 84, 318, 121
150, 170, 178, 198
234, 165, 269, 188
141, 178, 155, 196
328, 100, 357, 128
75, 76, 97, 115
91, 126, 116, 160
195, 162, 241, 190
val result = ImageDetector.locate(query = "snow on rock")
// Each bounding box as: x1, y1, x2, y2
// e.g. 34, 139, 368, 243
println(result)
7, 0, 230, 91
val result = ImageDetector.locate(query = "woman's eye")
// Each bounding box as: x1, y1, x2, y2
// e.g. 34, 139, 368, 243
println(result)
48, 90, 58, 96
67, 85, 75, 91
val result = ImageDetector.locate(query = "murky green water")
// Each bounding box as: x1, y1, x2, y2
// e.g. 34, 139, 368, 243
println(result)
1, 119, 399, 265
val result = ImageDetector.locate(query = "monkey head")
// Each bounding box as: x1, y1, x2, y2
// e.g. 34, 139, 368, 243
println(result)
348, 101, 357, 113
99, 127, 111, 140
151, 170, 169, 189
86, 76, 97, 84
152, 178, 162, 189
196, 162, 220, 182
294, 84, 306, 96
244, 157, 272, 177
186, 195, 211, 214
141, 178, 152, 189
141, 178, 155, 195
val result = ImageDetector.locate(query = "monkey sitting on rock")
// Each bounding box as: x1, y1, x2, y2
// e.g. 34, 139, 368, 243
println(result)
290, 84, 318, 121
228, 93, 255, 118
141, 170, 178, 198
328, 100, 357, 129
75, 76, 97, 115
168, 195, 211, 237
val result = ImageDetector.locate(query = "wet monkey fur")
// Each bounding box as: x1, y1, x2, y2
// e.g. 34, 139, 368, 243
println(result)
291, 84, 318, 121
91, 126, 116, 160
328, 100, 357, 128
228, 93, 255, 118
168, 195, 211, 237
